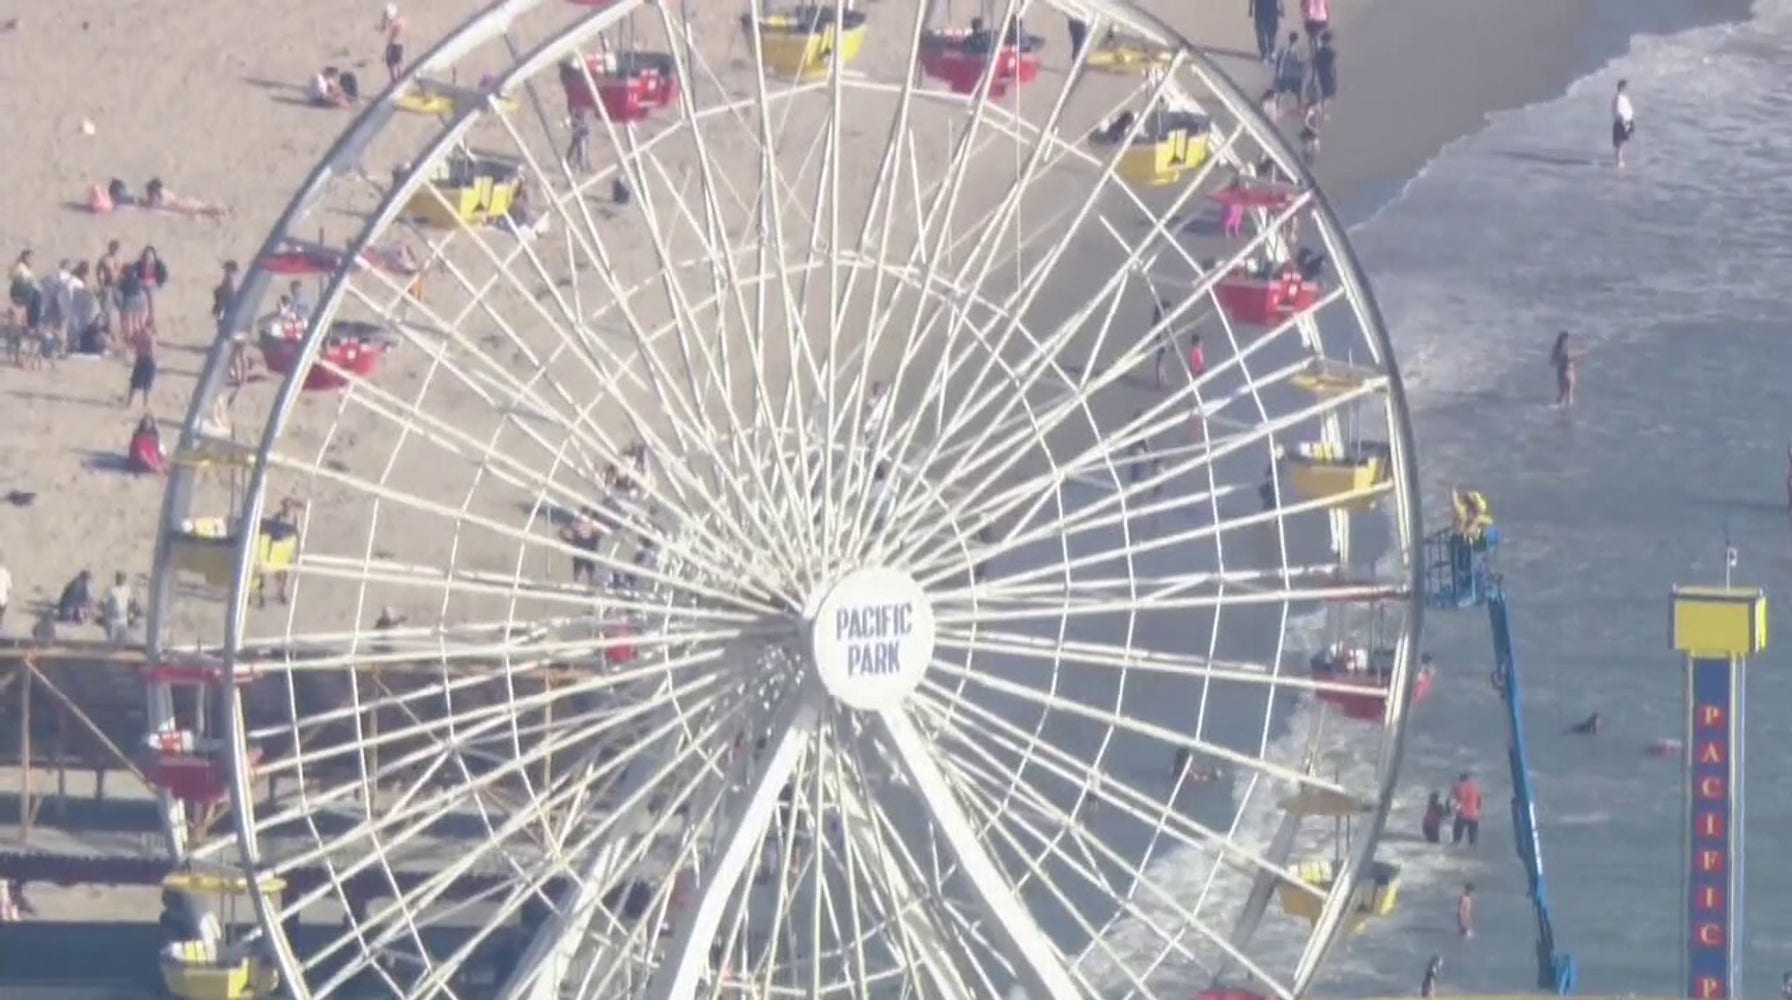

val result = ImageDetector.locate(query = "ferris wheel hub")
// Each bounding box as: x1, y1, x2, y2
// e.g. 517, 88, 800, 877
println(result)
806, 566, 936, 711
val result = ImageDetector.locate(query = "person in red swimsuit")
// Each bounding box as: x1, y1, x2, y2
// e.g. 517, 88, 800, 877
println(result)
1450, 772, 1482, 846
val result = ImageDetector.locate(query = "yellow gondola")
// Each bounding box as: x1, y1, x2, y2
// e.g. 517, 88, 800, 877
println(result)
166, 516, 299, 592
403, 150, 522, 229
1085, 34, 1173, 75
1276, 858, 1402, 933
1290, 358, 1384, 398
171, 437, 257, 470
743, 6, 869, 80
1279, 441, 1392, 509
1279, 787, 1374, 818
395, 82, 517, 116
1089, 109, 1212, 188
160, 872, 286, 1000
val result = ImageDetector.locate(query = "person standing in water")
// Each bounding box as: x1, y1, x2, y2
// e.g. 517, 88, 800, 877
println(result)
1420, 956, 1443, 997
1421, 791, 1450, 843
1611, 79, 1636, 168
1783, 446, 1792, 513
1450, 771, 1482, 846
1456, 882, 1476, 938
1550, 331, 1580, 408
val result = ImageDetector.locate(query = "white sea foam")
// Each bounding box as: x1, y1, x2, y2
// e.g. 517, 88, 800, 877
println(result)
1324, 1, 1792, 996
1098, 1, 1792, 995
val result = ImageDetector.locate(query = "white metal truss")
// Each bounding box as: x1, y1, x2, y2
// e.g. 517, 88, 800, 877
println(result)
144, 0, 1426, 997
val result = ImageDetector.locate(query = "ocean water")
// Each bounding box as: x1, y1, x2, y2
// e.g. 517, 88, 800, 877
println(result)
1307, 0, 1792, 995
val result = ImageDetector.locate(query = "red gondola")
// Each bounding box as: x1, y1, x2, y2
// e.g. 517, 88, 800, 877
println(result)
1207, 182, 1300, 212
559, 51, 679, 122
918, 24, 1044, 96
604, 624, 638, 666
257, 242, 420, 278
1214, 269, 1319, 327
260, 318, 389, 392
142, 656, 257, 687
1310, 650, 1436, 722
146, 731, 263, 805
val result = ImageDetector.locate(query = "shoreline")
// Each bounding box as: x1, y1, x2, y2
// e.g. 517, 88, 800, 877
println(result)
1177, 0, 1755, 225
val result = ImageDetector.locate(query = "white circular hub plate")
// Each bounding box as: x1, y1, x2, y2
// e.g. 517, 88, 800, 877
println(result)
809, 567, 936, 711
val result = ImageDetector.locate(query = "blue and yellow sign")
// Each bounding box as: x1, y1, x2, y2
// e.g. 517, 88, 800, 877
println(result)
1685, 656, 1741, 999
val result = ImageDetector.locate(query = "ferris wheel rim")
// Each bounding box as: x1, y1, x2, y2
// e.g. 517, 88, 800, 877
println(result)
144, 0, 1427, 996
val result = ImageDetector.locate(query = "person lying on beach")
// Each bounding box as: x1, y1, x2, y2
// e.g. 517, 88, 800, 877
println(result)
143, 178, 229, 219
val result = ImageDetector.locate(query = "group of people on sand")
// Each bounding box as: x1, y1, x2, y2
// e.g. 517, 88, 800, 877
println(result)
558, 444, 658, 589
1249, 0, 1338, 164
90, 177, 229, 220
36, 569, 142, 644
4, 241, 183, 479
7, 244, 167, 380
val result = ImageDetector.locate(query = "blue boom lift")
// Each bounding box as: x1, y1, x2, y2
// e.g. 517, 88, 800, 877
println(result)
1423, 512, 1577, 995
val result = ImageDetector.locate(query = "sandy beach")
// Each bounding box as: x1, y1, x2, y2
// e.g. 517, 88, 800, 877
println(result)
0, 0, 1613, 644
0, 0, 1740, 967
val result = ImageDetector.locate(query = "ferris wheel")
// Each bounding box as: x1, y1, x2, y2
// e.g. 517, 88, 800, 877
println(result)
143, 0, 1424, 997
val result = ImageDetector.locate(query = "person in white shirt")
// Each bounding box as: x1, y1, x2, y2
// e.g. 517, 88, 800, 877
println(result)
0, 557, 12, 632
1611, 79, 1635, 168
102, 571, 136, 644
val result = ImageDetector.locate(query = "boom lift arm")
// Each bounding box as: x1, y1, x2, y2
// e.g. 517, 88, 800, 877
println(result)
1425, 523, 1576, 995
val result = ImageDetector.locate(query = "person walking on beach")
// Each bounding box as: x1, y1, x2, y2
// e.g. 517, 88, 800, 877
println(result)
1299, 106, 1322, 164
1784, 446, 1792, 513
1247, 0, 1282, 64
1310, 30, 1338, 117
1301, 0, 1331, 50
1066, 16, 1090, 59
1456, 882, 1476, 938
379, 4, 408, 83
1450, 771, 1482, 846
124, 323, 157, 408
1150, 299, 1174, 388
1550, 330, 1580, 408
102, 572, 138, 645
1611, 79, 1636, 168
0, 556, 11, 634
94, 239, 121, 337
567, 107, 593, 172
1271, 33, 1305, 117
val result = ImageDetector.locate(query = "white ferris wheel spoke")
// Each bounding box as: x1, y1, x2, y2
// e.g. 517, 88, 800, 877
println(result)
877, 708, 1083, 999
308, 675, 748, 994
908, 679, 1325, 901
